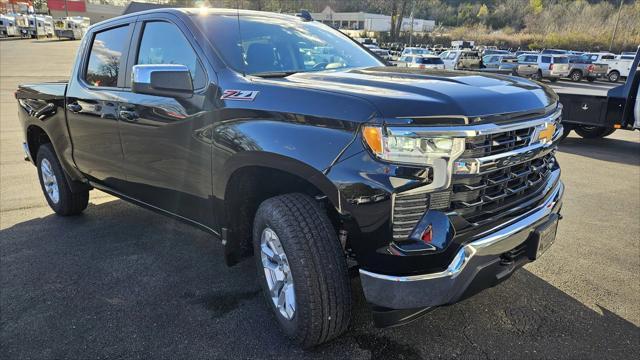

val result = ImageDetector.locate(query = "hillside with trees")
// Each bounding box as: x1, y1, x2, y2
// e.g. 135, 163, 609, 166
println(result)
206, 0, 639, 51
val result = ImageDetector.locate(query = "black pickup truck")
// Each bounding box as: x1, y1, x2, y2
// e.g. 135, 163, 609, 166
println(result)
16, 9, 564, 347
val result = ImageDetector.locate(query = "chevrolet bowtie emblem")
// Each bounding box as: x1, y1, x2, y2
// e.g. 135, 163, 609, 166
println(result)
532, 123, 556, 144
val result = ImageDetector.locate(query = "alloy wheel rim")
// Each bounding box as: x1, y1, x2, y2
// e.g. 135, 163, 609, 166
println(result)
260, 227, 296, 320
40, 159, 59, 204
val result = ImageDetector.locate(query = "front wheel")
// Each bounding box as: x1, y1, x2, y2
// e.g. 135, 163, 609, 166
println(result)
574, 126, 616, 139
569, 70, 582, 82
253, 193, 351, 348
608, 71, 620, 83
36, 144, 89, 215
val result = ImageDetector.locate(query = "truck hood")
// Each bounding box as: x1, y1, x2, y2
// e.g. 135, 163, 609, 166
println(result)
278, 67, 558, 120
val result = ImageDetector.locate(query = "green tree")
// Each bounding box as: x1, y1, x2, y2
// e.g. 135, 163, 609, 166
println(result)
477, 3, 489, 23
529, 0, 544, 15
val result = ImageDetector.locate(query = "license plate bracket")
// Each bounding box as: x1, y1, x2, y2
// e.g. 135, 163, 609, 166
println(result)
527, 214, 559, 260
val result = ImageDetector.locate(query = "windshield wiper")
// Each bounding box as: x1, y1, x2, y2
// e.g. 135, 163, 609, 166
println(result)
250, 71, 300, 78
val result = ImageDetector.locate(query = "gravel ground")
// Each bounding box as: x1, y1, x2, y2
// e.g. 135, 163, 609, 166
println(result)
1, 39, 639, 359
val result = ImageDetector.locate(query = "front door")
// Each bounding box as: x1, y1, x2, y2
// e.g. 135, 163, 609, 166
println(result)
117, 17, 217, 229
66, 21, 134, 190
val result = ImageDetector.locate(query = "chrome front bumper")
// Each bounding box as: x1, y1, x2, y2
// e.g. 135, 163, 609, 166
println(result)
359, 174, 564, 310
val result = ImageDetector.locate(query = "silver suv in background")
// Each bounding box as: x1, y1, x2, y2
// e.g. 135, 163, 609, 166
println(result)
517, 54, 570, 81
397, 54, 445, 69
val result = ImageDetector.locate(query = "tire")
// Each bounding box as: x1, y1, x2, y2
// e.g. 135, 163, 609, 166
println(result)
531, 70, 542, 81
569, 70, 582, 82
586, 77, 596, 82
253, 193, 351, 348
36, 144, 89, 216
608, 71, 620, 83
574, 125, 615, 139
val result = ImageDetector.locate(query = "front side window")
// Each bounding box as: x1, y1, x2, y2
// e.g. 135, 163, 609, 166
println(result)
136, 21, 205, 88
85, 25, 130, 87
194, 14, 382, 75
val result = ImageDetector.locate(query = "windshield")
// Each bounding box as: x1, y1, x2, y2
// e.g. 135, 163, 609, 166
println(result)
194, 14, 383, 75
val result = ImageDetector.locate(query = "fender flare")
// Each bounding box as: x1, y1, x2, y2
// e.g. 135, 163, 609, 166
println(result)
216, 151, 343, 214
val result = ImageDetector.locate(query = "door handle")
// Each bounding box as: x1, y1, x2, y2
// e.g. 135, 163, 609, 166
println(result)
119, 110, 138, 122
66, 103, 82, 113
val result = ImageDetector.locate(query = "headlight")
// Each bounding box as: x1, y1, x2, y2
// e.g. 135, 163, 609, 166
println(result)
362, 126, 465, 166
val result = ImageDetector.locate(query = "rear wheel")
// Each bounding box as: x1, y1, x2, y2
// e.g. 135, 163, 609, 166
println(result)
569, 70, 582, 82
253, 193, 351, 348
531, 70, 542, 81
36, 144, 89, 215
574, 125, 616, 139
608, 71, 620, 83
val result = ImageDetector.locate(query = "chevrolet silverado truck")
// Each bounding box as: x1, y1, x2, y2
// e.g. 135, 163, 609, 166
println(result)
15, 9, 564, 347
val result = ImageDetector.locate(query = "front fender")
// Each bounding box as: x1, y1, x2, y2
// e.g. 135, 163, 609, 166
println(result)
211, 113, 361, 223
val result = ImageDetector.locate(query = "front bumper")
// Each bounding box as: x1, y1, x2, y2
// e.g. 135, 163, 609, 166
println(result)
359, 177, 564, 310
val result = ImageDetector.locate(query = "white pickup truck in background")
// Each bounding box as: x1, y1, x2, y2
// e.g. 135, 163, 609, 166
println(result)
585, 53, 636, 82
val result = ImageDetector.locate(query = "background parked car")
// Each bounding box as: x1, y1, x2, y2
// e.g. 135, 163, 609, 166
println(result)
371, 48, 392, 61
567, 55, 608, 82
439, 49, 481, 70
586, 53, 635, 82
400, 47, 433, 57
482, 54, 519, 74
482, 49, 510, 56
517, 54, 570, 81
541, 49, 568, 55
397, 54, 445, 69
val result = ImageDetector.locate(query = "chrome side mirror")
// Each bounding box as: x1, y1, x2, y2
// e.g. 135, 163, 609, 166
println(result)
131, 64, 193, 98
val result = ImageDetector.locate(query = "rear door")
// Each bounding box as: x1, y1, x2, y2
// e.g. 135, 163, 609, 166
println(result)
66, 18, 135, 189
117, 14, 218, 228
517, 55, 538, 76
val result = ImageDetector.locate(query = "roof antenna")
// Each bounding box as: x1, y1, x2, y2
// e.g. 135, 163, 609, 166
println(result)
236, 0, 246, 77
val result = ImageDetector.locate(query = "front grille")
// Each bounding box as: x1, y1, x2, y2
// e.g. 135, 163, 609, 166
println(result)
450, 153, 555, 225
462, 127, 533, 158
391, 123, 558, 240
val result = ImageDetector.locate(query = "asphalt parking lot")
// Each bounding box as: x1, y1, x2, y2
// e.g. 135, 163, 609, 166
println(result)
1, 39, 639, 359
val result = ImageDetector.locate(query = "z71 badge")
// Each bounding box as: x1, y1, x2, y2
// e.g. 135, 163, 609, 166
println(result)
220, 90, 259, 101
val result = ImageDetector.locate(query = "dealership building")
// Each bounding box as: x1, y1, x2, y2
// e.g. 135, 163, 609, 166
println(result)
311, 6, 435, 33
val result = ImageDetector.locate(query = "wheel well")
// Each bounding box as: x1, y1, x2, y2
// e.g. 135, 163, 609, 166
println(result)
224, 166, 341, 259
26, 125, 51, 161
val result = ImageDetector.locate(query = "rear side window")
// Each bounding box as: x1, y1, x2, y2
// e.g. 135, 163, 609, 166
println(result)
85, 25, 130, 87
553, 57, 568, 64
136, 21, 205, 89
541, 56, 551, 63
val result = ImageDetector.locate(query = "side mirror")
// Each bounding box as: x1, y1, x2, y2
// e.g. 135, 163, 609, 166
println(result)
131, 64, 193, 98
